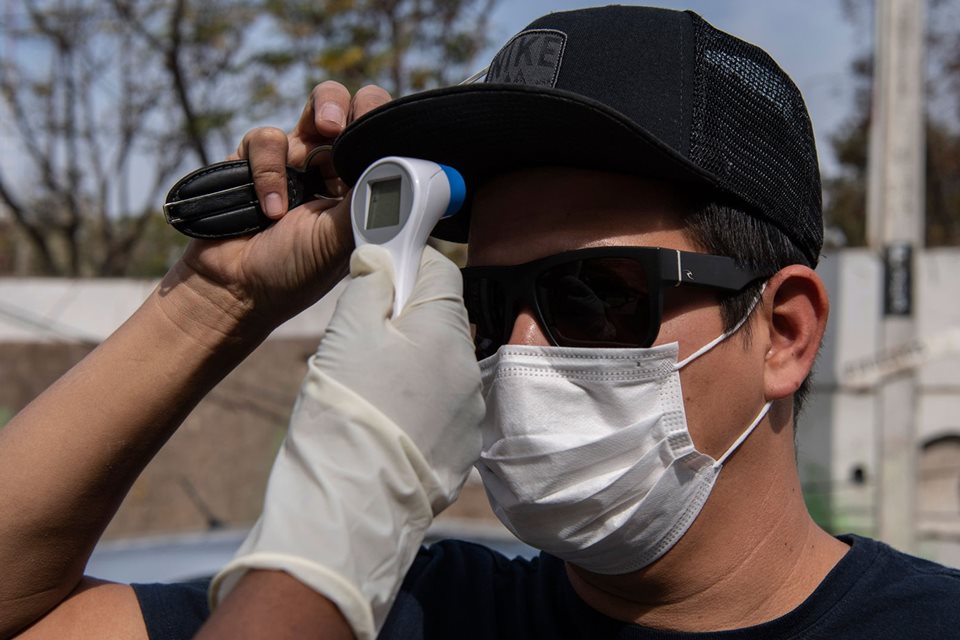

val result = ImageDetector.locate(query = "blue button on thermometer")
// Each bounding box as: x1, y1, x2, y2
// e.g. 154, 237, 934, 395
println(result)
351, 157, 465, 318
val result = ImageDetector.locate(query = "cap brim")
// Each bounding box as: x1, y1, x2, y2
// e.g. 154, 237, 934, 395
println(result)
332, 83, 721, 242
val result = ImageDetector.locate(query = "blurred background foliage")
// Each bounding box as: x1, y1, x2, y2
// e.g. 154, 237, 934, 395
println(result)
1, 0, 959, 276
0, 0, 495, 277
825, 0, 960, 247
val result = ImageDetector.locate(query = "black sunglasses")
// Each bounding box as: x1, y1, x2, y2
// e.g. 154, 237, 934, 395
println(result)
461, 247, 770, 359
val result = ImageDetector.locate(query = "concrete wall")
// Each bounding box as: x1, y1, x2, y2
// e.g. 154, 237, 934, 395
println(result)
0, 276, 505, 542
0, 277, 346, 343
801, 248, 960, 566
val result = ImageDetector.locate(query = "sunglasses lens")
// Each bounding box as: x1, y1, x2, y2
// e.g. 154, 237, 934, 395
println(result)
537, 258, 652, 348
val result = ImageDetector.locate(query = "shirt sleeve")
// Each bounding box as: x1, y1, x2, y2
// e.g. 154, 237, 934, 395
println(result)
131, 578, 211, 640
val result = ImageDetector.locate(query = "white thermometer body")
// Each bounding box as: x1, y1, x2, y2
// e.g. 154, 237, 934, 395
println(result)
351, 157, 465, 317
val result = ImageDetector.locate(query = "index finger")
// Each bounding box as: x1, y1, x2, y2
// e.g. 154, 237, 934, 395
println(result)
290, 82, 393, 196
348, 85, 392, 124
288, 81, 352, 164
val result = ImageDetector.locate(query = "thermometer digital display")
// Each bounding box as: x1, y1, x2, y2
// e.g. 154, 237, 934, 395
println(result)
367, 178, 403, 229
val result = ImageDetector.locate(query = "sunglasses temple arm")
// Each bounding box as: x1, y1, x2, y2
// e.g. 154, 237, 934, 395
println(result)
665, 250, 767, 291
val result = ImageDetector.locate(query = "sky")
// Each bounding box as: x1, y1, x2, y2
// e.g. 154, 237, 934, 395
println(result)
481, 1, 869, 176
0, 2, 867, 198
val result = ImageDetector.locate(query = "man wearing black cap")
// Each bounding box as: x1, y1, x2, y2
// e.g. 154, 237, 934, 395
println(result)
2, 6, 959, 640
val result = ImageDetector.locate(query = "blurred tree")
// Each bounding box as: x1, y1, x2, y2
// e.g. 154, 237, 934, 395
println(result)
0, 0, 259, 276
123, 211, 191, 277
261, 0, 498, 96
0, 0, 497, 277
826, 0, 960, 247
0, 218, 19, 275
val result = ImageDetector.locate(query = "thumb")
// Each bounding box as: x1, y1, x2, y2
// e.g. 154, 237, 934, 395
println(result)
350, 243, 397, 281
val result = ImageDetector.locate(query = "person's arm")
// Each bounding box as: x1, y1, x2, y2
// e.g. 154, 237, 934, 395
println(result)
0, 81, 391, 639
196, 571, 353, 640
0, 260, 275, 637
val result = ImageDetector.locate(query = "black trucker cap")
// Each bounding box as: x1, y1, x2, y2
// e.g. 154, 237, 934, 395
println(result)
332, 5, 824, 267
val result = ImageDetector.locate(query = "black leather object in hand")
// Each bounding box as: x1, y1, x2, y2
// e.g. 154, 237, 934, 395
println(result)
163, 160, 329, 239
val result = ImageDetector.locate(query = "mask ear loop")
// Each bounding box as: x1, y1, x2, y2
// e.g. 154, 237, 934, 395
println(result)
675, 282, 768, 370
713, 401, 773, 469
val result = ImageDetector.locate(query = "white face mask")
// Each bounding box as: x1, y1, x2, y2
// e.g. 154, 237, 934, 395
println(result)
476, 304, 771, 575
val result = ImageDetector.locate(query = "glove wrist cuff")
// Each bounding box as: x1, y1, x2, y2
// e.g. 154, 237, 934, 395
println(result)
210, 552, 376, 640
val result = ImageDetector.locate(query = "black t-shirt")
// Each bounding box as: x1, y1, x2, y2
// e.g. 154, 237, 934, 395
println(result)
132, 534, 960, 639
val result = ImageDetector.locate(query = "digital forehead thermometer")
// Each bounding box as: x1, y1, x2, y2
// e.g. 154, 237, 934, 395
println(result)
351, 157, 465, 317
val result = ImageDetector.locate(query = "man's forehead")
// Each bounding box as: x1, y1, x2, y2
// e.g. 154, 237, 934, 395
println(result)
464, 167, 696, 266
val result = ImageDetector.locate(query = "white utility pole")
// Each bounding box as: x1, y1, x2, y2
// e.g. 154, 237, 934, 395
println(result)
865, 0, 926, 553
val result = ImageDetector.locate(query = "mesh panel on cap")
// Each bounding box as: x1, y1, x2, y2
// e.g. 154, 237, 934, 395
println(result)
688, 13, 823, 266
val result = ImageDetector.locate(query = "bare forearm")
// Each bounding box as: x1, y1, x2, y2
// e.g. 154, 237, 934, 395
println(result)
197, 570, 354, 640
0, 263, 272, 631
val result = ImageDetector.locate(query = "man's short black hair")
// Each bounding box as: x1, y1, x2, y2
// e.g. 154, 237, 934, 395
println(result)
683, 196, 817, 417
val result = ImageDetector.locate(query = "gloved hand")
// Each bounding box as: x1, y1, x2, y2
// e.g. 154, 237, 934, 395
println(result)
209, 244, 484, 640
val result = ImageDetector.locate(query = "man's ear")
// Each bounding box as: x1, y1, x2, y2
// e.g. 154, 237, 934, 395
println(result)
761, 265, 828, 400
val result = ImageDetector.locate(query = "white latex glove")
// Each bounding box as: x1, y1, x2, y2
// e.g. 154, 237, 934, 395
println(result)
209, 244, 484, 640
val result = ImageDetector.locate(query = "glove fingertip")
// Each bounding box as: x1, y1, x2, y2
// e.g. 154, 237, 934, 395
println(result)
336, 245, 397, 319
416, 245, 462, 293
350, 244, 396, 282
